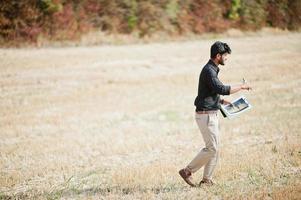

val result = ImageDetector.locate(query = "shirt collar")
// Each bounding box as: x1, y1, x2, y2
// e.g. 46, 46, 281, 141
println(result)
208, 59, 220, 73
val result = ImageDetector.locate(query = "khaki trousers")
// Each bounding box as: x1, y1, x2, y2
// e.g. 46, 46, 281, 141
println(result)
187, 112, 220, 180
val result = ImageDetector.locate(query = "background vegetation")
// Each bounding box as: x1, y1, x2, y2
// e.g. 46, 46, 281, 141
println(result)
0, 0, 301, 46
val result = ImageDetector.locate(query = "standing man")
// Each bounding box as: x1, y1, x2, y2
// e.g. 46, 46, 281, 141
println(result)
179, 41, 251, 187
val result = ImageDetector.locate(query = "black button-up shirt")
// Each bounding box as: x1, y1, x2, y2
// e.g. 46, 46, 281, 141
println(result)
194, 59, 231, 111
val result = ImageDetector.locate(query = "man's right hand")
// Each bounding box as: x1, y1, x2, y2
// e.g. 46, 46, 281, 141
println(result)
230, 83, 252, 94
241, 83, 252, 90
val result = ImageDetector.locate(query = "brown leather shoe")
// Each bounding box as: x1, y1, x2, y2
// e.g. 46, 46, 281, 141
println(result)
199, 178, 214, 186
179, 168, 196, 187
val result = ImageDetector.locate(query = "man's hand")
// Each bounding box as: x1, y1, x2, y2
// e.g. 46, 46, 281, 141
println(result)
222, 99, 232, 105
241, 83, 252, 90
229, 80, 252, 94
241, 78, 252, 90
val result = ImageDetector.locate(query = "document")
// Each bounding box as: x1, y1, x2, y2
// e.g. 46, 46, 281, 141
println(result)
220, 96, 252, 118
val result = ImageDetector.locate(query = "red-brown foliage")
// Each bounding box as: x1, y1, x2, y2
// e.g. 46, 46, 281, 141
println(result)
0, 0, 300, 46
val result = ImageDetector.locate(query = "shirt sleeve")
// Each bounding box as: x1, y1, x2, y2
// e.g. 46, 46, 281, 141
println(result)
205, 68, 231, 95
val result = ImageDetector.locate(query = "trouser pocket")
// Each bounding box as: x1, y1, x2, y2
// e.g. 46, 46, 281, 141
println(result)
207, 113, 217, 126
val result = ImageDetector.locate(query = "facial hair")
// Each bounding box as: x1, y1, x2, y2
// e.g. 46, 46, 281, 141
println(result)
219, 57, 225, 65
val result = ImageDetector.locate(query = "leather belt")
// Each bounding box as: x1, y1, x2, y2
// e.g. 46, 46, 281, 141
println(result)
196, 110, 218, 114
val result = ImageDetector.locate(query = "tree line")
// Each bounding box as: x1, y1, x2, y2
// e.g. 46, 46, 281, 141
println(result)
0, 0, 300, 46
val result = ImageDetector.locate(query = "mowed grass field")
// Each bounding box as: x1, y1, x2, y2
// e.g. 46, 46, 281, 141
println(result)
0, 33, 301, 199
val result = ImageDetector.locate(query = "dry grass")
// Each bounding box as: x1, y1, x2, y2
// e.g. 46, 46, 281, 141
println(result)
0, 32, 301, 199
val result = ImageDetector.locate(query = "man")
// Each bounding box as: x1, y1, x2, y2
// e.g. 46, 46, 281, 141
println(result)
179, 41, 252, 187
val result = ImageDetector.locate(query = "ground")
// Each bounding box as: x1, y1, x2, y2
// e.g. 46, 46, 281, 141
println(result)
0, 32, 301, 199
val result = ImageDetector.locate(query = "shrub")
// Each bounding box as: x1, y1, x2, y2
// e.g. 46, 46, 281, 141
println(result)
287, 0, 301, 30
228, 0, 241, 20
266, 0, 290, 29
185, 0, 231, 33
136, 1, 169, 37
0, 0, 43, 43
239, 0, 268, 30
38, 0, 63, 14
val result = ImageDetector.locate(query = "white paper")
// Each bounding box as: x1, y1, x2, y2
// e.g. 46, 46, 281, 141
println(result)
220, 96, 252, 119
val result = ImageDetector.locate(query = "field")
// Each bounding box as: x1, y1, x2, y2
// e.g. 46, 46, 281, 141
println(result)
0, 32, 301, 199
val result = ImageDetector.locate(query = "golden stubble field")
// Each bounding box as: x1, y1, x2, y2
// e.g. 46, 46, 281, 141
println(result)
0, 33, 301, 199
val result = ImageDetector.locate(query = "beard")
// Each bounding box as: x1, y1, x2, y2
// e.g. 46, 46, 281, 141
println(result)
219, 58, 225, 65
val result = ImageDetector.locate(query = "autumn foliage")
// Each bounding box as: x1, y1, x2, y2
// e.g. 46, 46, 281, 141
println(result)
0, 0, 300, 45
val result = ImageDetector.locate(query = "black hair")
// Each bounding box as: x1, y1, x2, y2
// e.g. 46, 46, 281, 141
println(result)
210, 41, 231, 59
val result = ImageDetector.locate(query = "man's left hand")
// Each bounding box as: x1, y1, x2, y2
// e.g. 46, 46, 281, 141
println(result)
222, 99, 232, 105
